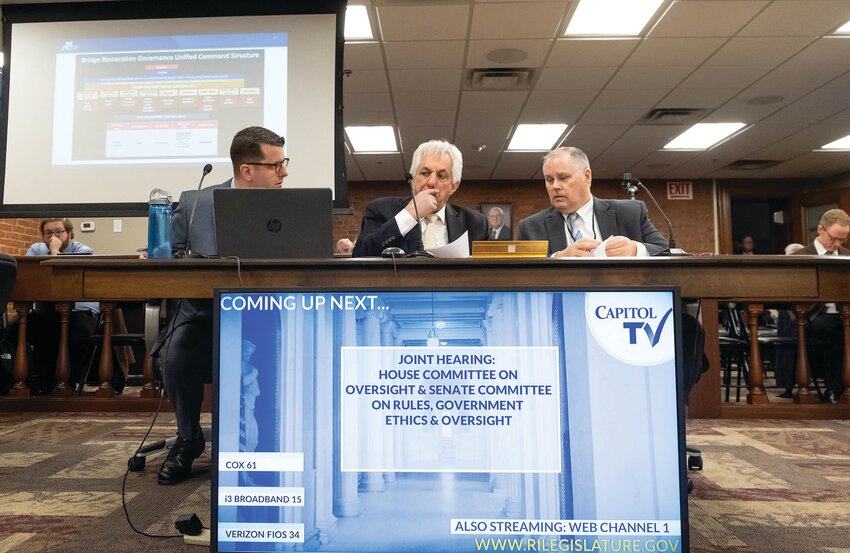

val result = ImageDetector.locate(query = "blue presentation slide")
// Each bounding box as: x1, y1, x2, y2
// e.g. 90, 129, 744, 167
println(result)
214, 290, 686, 553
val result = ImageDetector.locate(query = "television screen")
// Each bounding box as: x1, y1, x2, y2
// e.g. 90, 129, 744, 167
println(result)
213, 289, 688, 553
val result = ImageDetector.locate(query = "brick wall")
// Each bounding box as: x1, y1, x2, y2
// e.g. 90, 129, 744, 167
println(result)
335, 178, 716, 255
0, 218, 40, 255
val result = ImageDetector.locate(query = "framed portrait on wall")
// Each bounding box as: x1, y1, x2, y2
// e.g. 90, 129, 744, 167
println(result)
481, 203, 513, 240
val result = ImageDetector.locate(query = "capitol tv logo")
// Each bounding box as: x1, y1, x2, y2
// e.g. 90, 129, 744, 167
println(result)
585, 292, 675, 366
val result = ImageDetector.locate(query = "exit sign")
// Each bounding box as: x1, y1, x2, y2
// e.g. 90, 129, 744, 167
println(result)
667, 181, 693, 200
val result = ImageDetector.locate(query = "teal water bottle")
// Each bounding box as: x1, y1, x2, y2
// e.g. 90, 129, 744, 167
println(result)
148, 189, 173, 259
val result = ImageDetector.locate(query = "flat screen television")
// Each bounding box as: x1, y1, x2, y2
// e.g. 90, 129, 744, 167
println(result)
213, 289, 688, 553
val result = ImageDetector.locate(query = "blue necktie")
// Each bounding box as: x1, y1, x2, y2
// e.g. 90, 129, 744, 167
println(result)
567, 213, 582, 242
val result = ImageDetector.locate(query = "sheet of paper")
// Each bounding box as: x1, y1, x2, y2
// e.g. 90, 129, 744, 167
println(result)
593, 236, 612, 257
429, 231, 470, 258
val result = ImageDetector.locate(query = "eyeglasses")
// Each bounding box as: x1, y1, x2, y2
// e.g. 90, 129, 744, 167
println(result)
246, 158, 289, 172
823, 230, 848, 245
43, 229, 68, 238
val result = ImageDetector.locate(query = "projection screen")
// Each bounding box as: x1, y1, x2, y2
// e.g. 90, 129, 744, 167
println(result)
0, 1, 346, 216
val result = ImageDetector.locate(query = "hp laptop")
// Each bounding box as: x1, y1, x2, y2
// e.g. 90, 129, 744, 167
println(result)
213, 188, 333, 258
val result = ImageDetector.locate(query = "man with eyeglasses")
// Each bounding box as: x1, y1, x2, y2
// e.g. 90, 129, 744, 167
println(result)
26, 218, 92, 256
792, 208, 850, 402
153, 126, 288, 485
352, 139, 488, 257
22, 218, 99, 394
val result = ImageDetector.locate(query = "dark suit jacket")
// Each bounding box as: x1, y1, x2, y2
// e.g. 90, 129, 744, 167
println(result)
489, 225, 512, 240
352, 197, 488, 257
516, 197, 669, 256
171, 180, 232, 258
792, 242, 850, 256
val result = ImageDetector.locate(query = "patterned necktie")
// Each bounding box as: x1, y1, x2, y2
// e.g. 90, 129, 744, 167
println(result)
491, 228, 498, 240
567, 212, 582, 242
422, 214, 439, 249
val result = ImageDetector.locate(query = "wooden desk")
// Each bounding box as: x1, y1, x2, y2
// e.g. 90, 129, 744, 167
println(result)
9, 255, 850, 418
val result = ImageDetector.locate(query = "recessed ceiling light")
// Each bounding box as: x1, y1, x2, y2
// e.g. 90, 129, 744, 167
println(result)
836, 19, 850, 34
565, 0, 665, 36
345, 5, 373, 41
345, 126, 398, 153
820, 134, 850, 150
663, 123, 746, 150
486, 48, 528, 64
507, 124, 568, 151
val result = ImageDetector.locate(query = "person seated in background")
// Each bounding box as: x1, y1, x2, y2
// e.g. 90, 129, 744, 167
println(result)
737, 235, 755, 255
791, 208, 850, 402
22, 218, 101, 394
487, 207, 512, 240
352, 139, 488, 257
153, 126, 288, 485
334, 238, 354, 256
517, 147, 668, 257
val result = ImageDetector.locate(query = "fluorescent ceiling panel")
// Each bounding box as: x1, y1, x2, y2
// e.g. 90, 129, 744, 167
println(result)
345, 5, 373, 40
565, 0, 665, 37
507, 124, 568, 151
821, 134, 850, 150
346, 126, 398, 152
663, 122, 746, 150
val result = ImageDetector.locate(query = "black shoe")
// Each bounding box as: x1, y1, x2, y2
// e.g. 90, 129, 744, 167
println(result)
822, 390, 838, 404
778, 388, 793, 399
157, 436, 205, 485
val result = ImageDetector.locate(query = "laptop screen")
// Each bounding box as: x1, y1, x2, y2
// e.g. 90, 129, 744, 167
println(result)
212, 288, 688, 553
213, 188, 332, 258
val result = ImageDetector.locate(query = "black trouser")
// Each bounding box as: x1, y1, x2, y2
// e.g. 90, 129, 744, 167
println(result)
153, 300, 212, 442
811, 313, 844, 394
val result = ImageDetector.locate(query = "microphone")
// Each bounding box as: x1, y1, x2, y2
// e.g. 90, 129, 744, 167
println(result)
621, 173, 687, 256
180, 163, 214, 258
403, 171, 435, 258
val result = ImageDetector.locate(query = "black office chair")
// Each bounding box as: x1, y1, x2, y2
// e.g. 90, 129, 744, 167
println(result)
719, 303, 750, 402
682, 308, 708, 477
77, 305, 148, 395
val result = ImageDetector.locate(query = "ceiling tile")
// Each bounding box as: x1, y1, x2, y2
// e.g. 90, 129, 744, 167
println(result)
389, 69, 463, 92
398, 126, 456, 157
705, 37, 814, 66
590, 88, 669, 110
467, 39, 552, 69
525, 88, 598, 112
384, 41, 466, 70
607, 66, 695, 89
396, 109, 457, 127
753, 63, 848, 93
457, 90, 527, 126
493, 152, 549, 179
344, 42, 385, 70
343, 92, 393, 112
576, 108, 646, 125
377, 5, 470, 41
343, 110, 396, 126
353, 153, 407, 181
659, 87, 740, 108
626, 38, 725, 66
471, 2, 566, 39
547, 38, 639, 67
455, 125, 514, 154
342, 70, 389, 93
739, 0, 850, 36
785, 37, 850, 66
649, 1, 768, 38
345, 154, 364, 181
678, 65, 772, 89
535, 66, 617, 89
394, 91, 459, 113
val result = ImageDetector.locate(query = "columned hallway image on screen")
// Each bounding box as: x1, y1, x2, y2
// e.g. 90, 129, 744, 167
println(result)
214, 291, 686, 553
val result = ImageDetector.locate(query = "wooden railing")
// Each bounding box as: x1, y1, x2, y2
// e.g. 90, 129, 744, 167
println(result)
4, 254, 850, 418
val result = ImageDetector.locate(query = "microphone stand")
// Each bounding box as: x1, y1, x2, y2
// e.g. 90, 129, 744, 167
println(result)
403, 172, 436, 258
621, 173, 688, 256
178, 163, 214, 258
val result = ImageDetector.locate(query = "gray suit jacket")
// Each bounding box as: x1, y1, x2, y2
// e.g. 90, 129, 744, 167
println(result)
517, 197, 669, 256
172, 180, 232, 257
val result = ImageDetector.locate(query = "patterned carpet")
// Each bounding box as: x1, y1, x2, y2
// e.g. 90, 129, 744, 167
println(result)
1, 413, 850, 552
